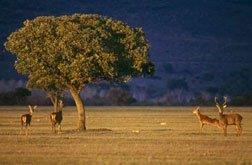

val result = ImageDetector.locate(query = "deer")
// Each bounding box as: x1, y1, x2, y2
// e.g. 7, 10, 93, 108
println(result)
215, 97, 243, 136
50, 100, 64, 133
192, 107, 221, 133
20, 105, 37, 136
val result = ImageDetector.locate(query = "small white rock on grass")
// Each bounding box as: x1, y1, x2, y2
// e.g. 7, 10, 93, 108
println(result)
132, 130, 140, 133
160, 122, 166, 126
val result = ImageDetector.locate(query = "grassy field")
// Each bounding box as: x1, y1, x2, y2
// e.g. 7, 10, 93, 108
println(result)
0, 106, 251, 164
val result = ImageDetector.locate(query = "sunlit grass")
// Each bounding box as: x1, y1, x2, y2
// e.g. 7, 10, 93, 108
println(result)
0, 106, 251, 164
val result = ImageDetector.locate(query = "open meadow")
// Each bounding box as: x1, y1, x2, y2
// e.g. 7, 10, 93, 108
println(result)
0, 106, 251, 164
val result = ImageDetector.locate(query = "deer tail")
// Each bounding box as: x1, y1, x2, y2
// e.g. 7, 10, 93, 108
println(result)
49, 114, 52, 122
20, 116, 24, 126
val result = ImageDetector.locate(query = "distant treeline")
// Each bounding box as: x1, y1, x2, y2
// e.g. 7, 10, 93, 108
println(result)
1, 63, 252, 106
0, 80, 251, 106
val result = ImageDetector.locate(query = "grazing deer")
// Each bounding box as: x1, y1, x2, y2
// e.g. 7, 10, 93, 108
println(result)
215, 97, 243, 136
50, 100, 64, 133
20, 105, 37, 135
192, 107, 221, 133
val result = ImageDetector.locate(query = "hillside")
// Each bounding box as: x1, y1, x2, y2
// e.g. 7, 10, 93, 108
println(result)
0, 0, 252, 103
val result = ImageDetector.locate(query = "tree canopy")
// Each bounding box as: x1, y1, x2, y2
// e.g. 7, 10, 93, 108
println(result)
5, 14, 154, 130
5, 14, 154, 91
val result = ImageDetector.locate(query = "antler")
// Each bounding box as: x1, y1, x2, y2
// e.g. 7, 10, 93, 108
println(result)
214, 96, 219, 105
222, 96, 228, 108
214, 97, 223, 113
223, 96, 227, 105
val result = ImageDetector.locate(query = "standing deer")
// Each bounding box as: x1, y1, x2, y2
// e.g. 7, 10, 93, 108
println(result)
215, 97, 243, 136
20, 105, 37, 135
50, 100, 64, 133
192, 107, 221, 133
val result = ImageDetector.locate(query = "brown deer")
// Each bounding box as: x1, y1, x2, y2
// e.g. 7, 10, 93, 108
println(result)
20, 105, 37, 135
50, 100, 64, 133
215, 97, 243, 136
192, 107, 221, 133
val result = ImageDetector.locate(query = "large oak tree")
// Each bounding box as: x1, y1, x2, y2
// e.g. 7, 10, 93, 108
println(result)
5, 14, 154, 130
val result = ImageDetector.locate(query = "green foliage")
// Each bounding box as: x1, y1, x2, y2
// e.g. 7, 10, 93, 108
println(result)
5, 14, 154, 92
167, 78, 188, 91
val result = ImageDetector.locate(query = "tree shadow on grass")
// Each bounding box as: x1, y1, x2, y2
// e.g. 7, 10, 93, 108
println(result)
7, 128, 113, 136
180, 132, 222, 136
148, 128, 173, 132
180, 132, 251, 137
63, 128, 113, 134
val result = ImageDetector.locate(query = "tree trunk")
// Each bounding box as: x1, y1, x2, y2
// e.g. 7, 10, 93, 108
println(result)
69, 87, 86, 131
48, 94, 58, 112
53, 97, 58, 112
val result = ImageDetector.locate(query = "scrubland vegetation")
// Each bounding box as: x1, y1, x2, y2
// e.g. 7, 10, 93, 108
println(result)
0, 106, 251, 164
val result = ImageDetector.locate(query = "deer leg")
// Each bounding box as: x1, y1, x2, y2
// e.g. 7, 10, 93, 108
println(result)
54, 124, 57, 133
20, 124, 24, 135
200, 123, 204, 133
29, 124, 32, 135
235, 125, 238, 136
236, 124, 242, 136
27, 124, 32, 136
57, 124, 60, 134
59, 124, 62, 132
51, 123, 56, 133
54, 123, 59, 133
223, 126, 227, 136
51, 123, 54, 132
25, 126, 28, 136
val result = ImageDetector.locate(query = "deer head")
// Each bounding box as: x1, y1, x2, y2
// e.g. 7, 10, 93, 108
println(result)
214, 97, 227, 113
28, 105, 37, 114
59, 100, 64, 110
192, 107, 200, 114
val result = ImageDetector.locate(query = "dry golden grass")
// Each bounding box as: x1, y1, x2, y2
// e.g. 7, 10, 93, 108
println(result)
0, 106, 251, 164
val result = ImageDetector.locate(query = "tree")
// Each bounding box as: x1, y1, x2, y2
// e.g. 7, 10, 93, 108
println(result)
5, 14, 154, 130
27, 76, 64, 112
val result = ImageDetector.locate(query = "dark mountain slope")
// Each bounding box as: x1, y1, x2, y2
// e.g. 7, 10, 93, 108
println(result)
0, 0, 251, 97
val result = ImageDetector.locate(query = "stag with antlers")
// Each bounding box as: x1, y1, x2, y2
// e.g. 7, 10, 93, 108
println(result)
215, 97, 243, 136
50, 100, 64, 133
